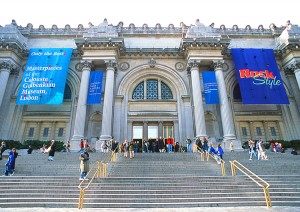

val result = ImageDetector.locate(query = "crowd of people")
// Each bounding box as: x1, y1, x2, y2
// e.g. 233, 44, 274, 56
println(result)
1, 135, 298, 178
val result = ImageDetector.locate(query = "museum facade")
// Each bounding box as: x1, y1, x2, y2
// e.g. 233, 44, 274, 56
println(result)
0, 19, 300, 150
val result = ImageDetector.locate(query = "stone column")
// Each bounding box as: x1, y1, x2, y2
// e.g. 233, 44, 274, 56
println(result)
100, 60, 117, 141
51, 121, 57, 140
143, 121, 148, 139
288, 61, 300, 90
0, 61, 17, 107
213, 60, 236, 141
127, 121, 133, 141
249, 121, 254, 139
36, 122, 41, 141
263, 121, 269, 142
188, 60, 207, 138
158, 121, 163, 137
71, 61, 92, 150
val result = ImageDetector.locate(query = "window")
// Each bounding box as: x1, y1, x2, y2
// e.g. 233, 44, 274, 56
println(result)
256, 127, 262, 136
147, 79, 158, 100
233, 84, 242, 100
163, 126, 173, 138
58, 128, 64, 137
63, 84, 72, 100
133, 126, 143, 139
28, 127, 34, 137
161, 82, 173, 99
132, 79, 173, 100
43, 128, 49, 137
148, 126, 158, 139
242, 127, 247, 136
132, 82, 144, 99
270, 127, 277, 136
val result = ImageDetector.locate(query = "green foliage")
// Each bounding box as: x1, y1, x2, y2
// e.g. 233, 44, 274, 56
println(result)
290, 140, 300, 150
0, 139, 64, 151
242, 141, 248, 149
24, 140, 64, 151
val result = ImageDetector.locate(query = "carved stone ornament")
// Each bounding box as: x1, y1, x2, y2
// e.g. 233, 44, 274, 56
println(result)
75, 60, 92, 71
119, 62, 130, 71
212, 60, 225, 70
175, 62, 185, 71
149, 58, 156, 68
187, 60, 200, 69
0, 60, 18, 73
285, 61, 300, 74
105, 60, 117, 68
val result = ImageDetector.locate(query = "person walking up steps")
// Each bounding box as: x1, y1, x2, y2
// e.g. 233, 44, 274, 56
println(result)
3, 148, 15, 176
79, 149, 90, 181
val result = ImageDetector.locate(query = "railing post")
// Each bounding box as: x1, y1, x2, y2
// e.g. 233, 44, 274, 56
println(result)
97, 162, 101, 178
264, 188, 272, 207
78, 188, 85, 209
103, 163, 107, 177
230, 161, 236, 176
221, 162, 226, 176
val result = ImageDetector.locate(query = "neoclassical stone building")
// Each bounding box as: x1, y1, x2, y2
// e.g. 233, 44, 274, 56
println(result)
0, 19, 300, 150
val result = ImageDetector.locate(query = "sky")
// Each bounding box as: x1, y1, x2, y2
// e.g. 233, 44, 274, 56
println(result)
0, 0, 299, 29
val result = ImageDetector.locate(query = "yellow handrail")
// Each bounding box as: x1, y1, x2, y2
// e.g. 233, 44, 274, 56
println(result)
194, 144, 226, 176
206, 151, 226, 176
229, 160, 271, 207
78, 151, 117, 209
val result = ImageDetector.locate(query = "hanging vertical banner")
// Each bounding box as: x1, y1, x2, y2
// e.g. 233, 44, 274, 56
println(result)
16, 48, 72, 105
232, 48, 289, 104
87, 70, 104, 104
202, 72, 219, 104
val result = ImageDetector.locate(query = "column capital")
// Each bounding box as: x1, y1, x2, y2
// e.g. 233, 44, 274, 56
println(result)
284, 60, 300, 74
104, 59, 117, 69
212, 60, 225, 70
187, 59, 200, 70
75, 60, 93, 71
0, 60, 19, 75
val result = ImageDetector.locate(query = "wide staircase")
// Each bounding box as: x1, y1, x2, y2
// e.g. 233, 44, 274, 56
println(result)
0, 149, 300, 208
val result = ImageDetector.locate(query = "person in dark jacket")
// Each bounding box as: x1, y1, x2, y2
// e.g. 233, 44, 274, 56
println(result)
158, 136, 165, 153
48, 140, 56, 161
4, 148, 15, 176
11, 149, 18, 171
79, 149, 90, 181
0, 141, 6, 160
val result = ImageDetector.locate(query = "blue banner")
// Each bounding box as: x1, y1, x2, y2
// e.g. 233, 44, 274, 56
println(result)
232, 48, 289, 104
16, 48, 72, 105
202, 72, 219, 104
87, 70, 104, 104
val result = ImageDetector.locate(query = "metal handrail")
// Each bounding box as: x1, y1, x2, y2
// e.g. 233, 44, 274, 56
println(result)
206, 151, 226, 176
229, 160, 271, 207
78, 151, 117, 209
194, 144, 226, 176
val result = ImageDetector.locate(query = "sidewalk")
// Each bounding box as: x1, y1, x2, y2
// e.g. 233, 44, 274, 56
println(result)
1, 207, 300, 212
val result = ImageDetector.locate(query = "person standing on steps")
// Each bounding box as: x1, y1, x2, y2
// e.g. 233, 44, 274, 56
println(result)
11, 148, 18, 171
217, 144, 224, 160
158, 136, 165, 153
186, 137, 192, 153
230, 141, 234, 152
79, 148, 90, 181
48, 140, 56, 161
0, 141, 6, 160
4, 148, 15, 176
78, 139, 84, 153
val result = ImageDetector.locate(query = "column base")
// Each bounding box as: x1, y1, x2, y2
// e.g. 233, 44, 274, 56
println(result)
70, 135, 84, 151
221, 139, 243, 151
96, 135, 112, 151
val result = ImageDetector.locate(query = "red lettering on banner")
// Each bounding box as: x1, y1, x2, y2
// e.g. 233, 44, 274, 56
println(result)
239, 69, 275, 79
